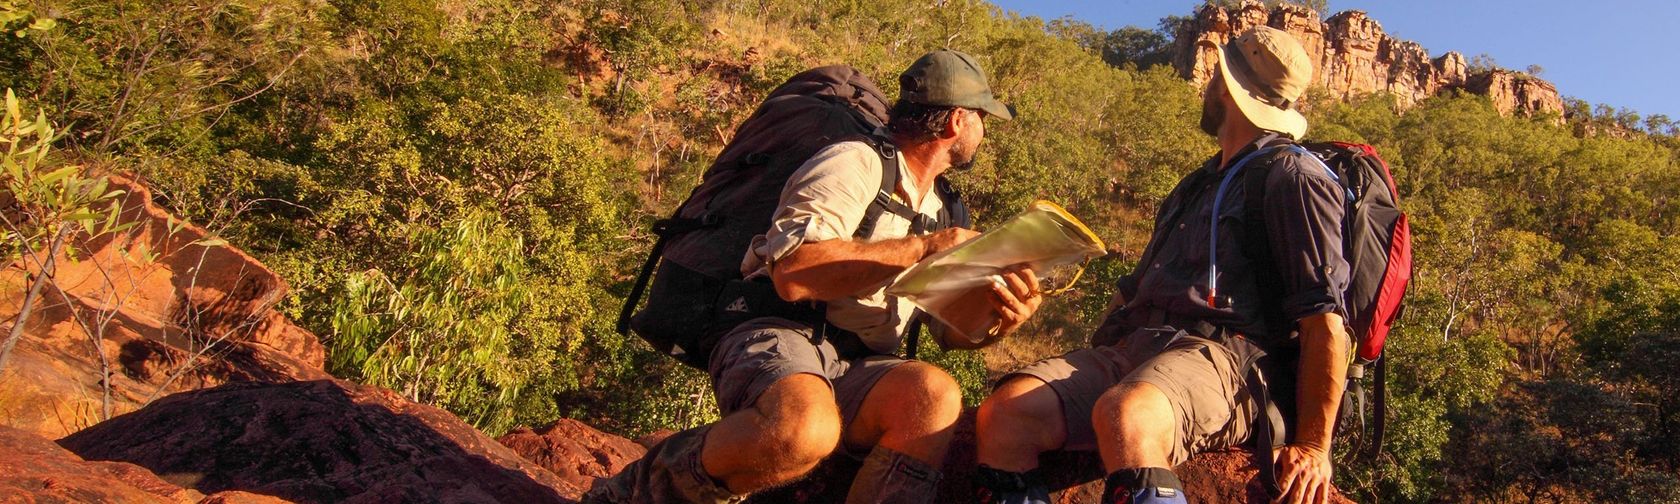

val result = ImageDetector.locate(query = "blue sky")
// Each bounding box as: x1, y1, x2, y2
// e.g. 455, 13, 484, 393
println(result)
988, 0, 1677, 120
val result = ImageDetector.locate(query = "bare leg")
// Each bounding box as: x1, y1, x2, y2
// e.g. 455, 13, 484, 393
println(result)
976, 375, 1068, 472
1092, 382, 1175, 471
843, 361, 963, 463
842, 362, 962, 503
701, 373, 842, 493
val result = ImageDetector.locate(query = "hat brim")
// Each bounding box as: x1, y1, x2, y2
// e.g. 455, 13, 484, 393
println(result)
1213, 41, 1307, 139
979, 98, 1014, 121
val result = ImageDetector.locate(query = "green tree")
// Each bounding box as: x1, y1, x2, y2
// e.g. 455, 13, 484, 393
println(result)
1097, 27, 1172, 70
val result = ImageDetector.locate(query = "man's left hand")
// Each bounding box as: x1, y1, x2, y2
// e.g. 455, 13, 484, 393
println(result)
1273, 443, 1334, 504
990, 264, 1042, 337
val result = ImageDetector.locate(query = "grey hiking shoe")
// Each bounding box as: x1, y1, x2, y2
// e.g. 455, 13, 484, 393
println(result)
845, 446, 944, 504
584, 424, 742, 504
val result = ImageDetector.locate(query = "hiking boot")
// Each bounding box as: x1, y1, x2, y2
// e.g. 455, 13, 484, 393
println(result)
844, 446, 943, 504
584, 425, 743, 504
975, 465, 1051, 504
1104, 486, 1189, 504
1101, 467, 1188, 504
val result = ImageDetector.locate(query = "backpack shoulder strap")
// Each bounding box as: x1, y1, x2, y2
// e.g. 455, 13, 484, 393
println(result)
1237, 144, 1334, 212
932, 175, 969, 230
850, 136, 938, 238
1206, 144, 1291, 306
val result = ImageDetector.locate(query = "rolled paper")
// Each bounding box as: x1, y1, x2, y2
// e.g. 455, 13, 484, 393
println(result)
888, 200, 1106, 345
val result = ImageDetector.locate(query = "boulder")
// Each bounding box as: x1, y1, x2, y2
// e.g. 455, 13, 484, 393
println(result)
1, 175, 328, 440
497, 419, 648, 492
0, 425, 198, 503
58, 379, 579, 503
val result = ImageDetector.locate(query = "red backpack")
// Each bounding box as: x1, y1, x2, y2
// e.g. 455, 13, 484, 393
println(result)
1292, 142, 1410, 460
1213, 141, 1412, 483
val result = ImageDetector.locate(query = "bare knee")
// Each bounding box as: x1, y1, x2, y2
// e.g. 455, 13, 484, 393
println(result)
977, 376, 1065, 470
1094, 382, 1173, 433
979, 376, 1056, 439
881, 362, 963, 423
1092, 382, 1174, 468
760, 375, 843, 471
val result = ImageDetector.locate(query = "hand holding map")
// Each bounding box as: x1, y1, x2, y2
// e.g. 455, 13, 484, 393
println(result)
887, 200, 1107, 346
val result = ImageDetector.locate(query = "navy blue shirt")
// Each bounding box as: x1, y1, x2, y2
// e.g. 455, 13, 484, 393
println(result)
1111, 133, 1349, 346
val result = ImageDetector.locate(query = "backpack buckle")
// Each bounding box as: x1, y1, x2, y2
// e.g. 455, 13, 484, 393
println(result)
873, 138, 898, 159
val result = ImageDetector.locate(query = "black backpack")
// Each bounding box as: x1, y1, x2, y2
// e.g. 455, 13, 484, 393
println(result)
616, 66, 968, 369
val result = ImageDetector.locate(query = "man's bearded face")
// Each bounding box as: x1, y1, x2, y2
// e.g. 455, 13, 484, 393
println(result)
1200, 77, 1227, 137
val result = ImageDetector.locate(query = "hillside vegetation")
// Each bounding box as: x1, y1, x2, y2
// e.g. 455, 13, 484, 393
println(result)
3, 0, 1677, 501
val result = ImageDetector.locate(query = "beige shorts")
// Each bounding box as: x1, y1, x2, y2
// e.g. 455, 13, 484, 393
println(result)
707, 317, 907, 456
1004, 326, 1259, 465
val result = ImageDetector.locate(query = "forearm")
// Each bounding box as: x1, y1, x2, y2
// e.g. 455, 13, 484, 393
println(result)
945, 325, 1004, 350
1293, 312, 1350, 451
771, 235, 928, 302
1104, 290, 1127, 316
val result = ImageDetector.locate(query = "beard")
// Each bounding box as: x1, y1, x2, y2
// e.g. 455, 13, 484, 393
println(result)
948, 141, 976, 172
1199, 91, 1225, 137
947, 127, 980, 171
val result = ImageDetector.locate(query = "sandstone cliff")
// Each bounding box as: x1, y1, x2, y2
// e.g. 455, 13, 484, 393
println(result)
1464, 69, 1566, 116
1172, 0, 1560, 117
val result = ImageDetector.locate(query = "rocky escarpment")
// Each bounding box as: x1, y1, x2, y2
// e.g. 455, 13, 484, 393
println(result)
1172, 1, 1561, 117
1464, 69, 1565, 116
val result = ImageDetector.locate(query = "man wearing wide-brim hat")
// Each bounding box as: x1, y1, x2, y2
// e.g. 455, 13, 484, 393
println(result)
976, 27, 1351, 504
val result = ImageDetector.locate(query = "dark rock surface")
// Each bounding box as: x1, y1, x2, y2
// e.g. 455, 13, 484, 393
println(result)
58, 380, 579, 503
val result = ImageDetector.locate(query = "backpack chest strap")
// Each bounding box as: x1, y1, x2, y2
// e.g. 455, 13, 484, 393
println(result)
853, 137, 945, 238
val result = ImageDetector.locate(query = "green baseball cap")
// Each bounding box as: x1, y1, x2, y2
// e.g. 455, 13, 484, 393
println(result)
899, 50, 1014, 121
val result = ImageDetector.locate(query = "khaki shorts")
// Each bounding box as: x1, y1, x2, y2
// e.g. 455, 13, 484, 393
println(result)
707, 317, 907, 455
1005, 325, 1259, 465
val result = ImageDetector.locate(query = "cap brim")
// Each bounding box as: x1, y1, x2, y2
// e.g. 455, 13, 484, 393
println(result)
1213, 41, 1308, 139
979, 99, 1014, 121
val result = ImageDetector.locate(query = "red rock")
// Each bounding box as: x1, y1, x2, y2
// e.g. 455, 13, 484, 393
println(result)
196, 491, 296, 504
57, 379, 580, 503
1462, 70, 1565, 118
1, 175, 328, 440
633, 429, 677, 450
0, 425, 197, 503
1171, 0, 1561, 116
497, 419, 648, 491
1182, 448, 1349, 503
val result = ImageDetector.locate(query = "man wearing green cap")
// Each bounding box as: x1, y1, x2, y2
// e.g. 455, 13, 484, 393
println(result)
976, 27, 1349, 504
588, 50, 1039, 504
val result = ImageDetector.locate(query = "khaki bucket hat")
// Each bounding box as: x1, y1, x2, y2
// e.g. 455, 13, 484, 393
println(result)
1202, 26, 1313, 139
